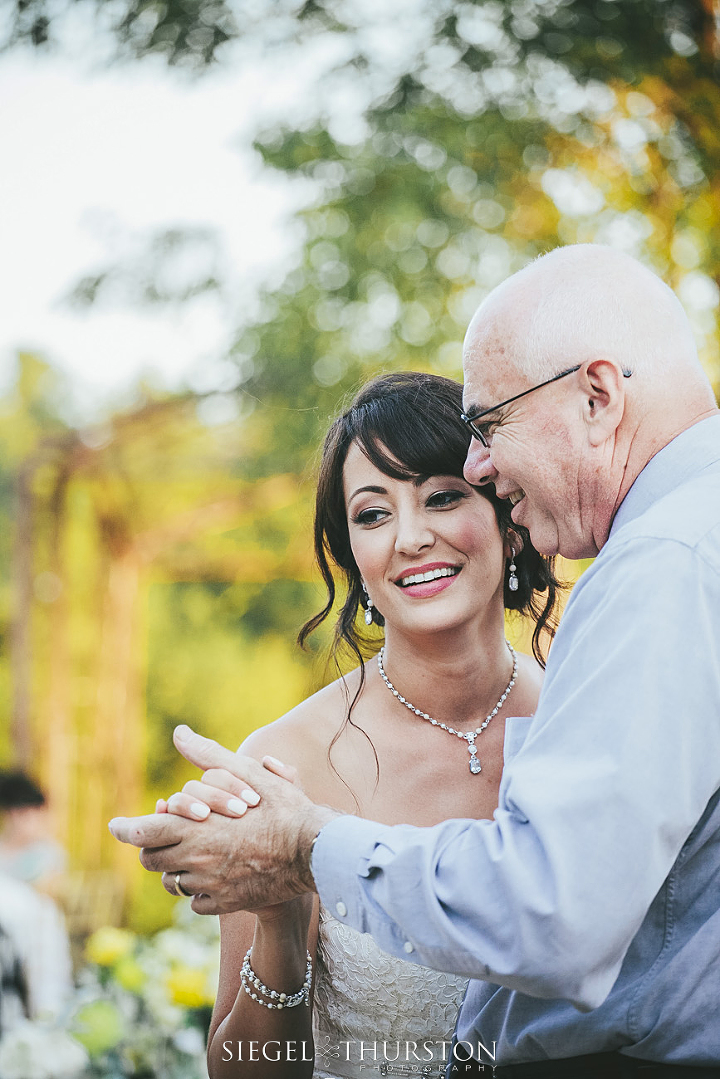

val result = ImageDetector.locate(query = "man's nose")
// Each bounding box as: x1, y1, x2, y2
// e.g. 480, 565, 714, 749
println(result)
464, 439, 498, 486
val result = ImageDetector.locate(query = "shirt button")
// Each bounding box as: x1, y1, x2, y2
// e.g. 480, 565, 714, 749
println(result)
335, 901, 348, 918
403, 941, 414, 954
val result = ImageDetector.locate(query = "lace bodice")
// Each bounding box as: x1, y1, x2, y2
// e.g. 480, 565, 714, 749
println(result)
313, 907, 467, 1079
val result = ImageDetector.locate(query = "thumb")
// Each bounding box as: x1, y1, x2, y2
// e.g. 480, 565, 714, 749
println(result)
173, 725, 263, 784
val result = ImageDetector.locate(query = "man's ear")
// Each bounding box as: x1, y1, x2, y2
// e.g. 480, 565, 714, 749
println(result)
580, 359, 626, 447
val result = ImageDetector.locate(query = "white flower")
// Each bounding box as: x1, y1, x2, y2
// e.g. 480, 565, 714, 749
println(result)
0, 1021, 89, 1079
172, 1025, 205, 1057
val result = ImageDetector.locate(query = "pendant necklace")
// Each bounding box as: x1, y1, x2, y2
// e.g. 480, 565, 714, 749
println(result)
376, 642, 517, 775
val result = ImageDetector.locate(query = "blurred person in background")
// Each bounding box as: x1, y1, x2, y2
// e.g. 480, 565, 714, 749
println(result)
0, 872, 73, 1024
0, 918, 29, 1035
0, 773, 72, 1023
0, 772, 67, 897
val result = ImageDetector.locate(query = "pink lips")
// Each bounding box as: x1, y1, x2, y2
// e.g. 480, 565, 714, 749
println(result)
395, 563, 461, 599
402, 575, 459, 598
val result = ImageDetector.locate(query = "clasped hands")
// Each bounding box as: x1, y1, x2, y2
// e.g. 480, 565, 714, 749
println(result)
108, 725, 337, 915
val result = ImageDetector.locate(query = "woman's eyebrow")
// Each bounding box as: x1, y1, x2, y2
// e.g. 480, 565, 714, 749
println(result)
348, 484, 388, 502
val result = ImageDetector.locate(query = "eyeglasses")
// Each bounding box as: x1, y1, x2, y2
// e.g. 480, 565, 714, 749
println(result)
460, 365, 632, 448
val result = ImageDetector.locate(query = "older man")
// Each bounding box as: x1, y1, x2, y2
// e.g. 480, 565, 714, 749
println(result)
111, 245, 720, 1074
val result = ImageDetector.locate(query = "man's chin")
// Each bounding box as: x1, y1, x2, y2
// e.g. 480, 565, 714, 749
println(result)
543, 531, 599, 560
518, 507, 599, 560
532, 537, 561, 557
514, 507, 560, 557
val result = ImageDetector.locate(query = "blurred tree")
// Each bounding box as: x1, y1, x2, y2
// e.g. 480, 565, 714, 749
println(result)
4, 1, 715, 82
7, 1, 717, 469
0, 355, 71, 766
226, 0, 720, 473
0, 361, 324, 927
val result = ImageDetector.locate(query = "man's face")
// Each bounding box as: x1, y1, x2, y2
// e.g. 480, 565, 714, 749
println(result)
461, 330, 600, 559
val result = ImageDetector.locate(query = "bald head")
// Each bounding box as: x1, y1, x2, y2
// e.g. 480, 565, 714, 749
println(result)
465, 244, 706, 395
461, 244, 718, 559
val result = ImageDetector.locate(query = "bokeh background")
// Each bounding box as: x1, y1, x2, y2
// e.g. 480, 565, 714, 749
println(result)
0, 1, 719, 1074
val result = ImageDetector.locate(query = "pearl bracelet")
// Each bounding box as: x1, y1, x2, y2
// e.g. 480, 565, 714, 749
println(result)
240, 948, 312, 1009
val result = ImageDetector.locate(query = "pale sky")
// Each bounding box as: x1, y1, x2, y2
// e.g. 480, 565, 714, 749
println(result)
0, 45, 325, 419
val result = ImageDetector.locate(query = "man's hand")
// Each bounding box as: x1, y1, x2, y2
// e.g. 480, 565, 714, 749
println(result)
108, 726, 338, 915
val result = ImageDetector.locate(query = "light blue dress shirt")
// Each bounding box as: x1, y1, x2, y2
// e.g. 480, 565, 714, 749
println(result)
312, 413, 720, 1065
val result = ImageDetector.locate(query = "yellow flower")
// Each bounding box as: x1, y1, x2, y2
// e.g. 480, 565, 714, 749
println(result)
166, 965, 214, 1008
85, 926, 136, 967
114, 955, 145, 993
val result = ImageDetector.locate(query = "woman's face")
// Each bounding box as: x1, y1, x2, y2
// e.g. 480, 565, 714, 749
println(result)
343, 441, 508, 638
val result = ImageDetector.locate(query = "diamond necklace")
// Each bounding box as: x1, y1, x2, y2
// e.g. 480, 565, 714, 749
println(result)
376, 642, 517, 775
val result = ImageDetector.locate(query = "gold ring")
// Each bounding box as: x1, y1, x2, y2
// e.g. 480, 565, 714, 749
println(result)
173, 873, 193, 898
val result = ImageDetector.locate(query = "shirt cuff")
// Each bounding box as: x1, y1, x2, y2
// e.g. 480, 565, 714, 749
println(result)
311, 814, 379, 925
311, 814, 419, 958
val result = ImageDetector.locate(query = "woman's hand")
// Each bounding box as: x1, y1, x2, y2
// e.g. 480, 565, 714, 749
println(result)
158, 756, 301, 822
157, 757, 309, 921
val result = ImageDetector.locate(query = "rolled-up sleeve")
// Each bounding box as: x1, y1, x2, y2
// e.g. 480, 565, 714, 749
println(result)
311, 532, 720, 1011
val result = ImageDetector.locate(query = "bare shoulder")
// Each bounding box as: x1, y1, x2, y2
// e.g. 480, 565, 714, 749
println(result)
513, 650, 545, 714
238, 666, 364, 796
516, 650, 544, 688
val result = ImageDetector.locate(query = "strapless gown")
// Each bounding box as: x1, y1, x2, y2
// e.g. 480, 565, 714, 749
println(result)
313, 906, 468, 1079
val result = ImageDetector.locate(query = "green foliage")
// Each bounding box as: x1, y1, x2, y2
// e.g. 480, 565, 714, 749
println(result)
10, 3, 719, 453
5, 1, 713, 81
29, 1, 705, 476
145, 579, 320, 791
0, 357, 330, 924
235, 78, 720, 474
3, 0, 239, 66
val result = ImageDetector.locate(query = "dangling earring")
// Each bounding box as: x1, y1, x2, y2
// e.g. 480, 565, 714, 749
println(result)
361, 581, 374, 625
508, 547, 519, 592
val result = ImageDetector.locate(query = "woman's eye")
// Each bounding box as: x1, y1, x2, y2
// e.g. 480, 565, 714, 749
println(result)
427, 489, 466, 508
352, 508, 388, 526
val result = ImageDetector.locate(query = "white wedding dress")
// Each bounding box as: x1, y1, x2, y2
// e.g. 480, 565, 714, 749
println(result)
313, 906, 467, 1079
310, 719, 533, 1079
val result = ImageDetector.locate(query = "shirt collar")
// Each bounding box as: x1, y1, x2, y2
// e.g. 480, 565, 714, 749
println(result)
610, 413, 720, 537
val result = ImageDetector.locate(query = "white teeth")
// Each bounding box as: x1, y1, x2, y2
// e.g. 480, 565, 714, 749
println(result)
508, 490, 525, 506
399, 567, 459, 587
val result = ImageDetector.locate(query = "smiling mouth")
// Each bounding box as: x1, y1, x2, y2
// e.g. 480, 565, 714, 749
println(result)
508, 490, 525, 506
397, 567, 460, 588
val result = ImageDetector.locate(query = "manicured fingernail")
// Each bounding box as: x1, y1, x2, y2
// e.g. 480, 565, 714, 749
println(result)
264, 755, 284, 769
241, 789, 260, 806
227, 798, 247, 816
175, 724, 192, 740
190, 802, 210, 819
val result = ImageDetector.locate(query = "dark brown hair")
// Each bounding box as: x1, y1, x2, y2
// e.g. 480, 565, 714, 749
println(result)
300, 371, 561, 668
0, 772, 46, 809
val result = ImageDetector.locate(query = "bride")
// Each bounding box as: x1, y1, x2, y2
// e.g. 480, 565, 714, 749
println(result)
161, 372, 560, 1078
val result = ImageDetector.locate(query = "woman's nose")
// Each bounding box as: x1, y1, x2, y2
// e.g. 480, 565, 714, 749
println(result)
464, 439, 498, 486
394, 510, 435, 554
